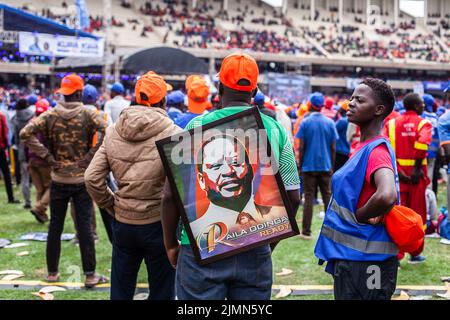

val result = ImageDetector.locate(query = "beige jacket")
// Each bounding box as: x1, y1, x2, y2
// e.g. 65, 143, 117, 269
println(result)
84, 105, 182, 225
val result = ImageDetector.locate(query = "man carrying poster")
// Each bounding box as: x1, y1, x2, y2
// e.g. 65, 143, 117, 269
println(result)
161, 52, 301, 300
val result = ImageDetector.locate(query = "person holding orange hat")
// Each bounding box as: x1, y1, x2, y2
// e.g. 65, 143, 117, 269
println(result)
161, 52, 301, 300
174, 75, 210, 129
315, 78, 400, 300
20, 73, 108, 288
85, 70, 181, 300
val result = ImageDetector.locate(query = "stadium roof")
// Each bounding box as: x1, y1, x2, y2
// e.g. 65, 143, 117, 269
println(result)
0, 4, 96, 39
123, 47, 209, 75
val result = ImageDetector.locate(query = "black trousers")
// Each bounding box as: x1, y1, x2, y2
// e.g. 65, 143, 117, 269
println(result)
111, 220, 175, 300
333, 257, 399, 300
47, 182, 96, 275
0, 148, 15, 202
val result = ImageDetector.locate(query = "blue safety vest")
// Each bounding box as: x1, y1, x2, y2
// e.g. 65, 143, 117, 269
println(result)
314, 137, 400, 262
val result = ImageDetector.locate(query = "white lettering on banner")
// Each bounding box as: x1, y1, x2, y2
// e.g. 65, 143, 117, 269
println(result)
18, 32, 104, 58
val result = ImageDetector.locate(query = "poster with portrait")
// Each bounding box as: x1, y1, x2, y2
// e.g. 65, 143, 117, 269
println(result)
156, 107, 299, 265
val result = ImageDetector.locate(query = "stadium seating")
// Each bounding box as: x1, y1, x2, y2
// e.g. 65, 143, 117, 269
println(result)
3, 0, 449, 64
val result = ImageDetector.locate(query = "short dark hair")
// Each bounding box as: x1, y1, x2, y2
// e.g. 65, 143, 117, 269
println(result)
360, 78, 395, 116
15, 98, 28, 110
403, 93, 423, 111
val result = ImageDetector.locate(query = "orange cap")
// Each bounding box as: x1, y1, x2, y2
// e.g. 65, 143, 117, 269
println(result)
340, 100, 350, 111
55, 74, 84, 95
134, 71, 168, 106
383, 205, 425, 253
219, 52, 258, 92
185, 75, 204, 92
187, 78, 210, 114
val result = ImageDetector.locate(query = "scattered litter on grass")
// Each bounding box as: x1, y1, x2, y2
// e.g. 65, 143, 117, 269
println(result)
275, 286, 292, 299
1, 274, 24, 281
19, 233, 75, 242
276, 268, 293, 276
0, 270, 24, 276
16, 251, 29, 257
32, 292, 54, 300
392, 290, 410, 300
39, 286, 66, 294
0, 239, 11, 248
4, 242, 29, 249
133, 293, 149, 300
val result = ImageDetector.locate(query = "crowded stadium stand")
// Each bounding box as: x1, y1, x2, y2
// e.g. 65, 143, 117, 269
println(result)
0, 0, 449, 93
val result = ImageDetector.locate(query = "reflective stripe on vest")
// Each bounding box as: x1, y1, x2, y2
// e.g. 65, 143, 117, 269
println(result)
388, 119, 396, 152
330, 199, 361, 225
418, 119, 429, 131
397, 158, 427, 166
414, 141, 428, 151
321, 224, 399, 255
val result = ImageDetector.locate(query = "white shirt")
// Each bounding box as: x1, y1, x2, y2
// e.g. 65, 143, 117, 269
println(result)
190, 197, 259, 240
104, 95, 131, 124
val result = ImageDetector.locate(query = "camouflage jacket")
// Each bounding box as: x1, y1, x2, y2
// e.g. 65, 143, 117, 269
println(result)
20, 101, 107, 184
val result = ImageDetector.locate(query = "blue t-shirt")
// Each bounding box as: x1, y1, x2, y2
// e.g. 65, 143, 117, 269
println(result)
174, 111, 201, 129
335, 116, 350, 156
296, 112, 338, 172
438, 110, 450, 173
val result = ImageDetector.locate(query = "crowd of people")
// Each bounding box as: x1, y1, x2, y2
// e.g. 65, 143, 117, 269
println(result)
0, 50, 448, 301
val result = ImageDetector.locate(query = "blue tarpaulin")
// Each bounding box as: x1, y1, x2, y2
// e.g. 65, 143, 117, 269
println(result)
0, 4, 96, 39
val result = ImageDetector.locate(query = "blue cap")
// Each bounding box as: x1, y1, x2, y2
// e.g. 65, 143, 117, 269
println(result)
111, 82, 125, 94
83, 84, 98, 104
309, 92, 324, 108
27, 94, 38, 105
254, 91, 265, 106
423, 94, 435, 112
167, 90, 185, 106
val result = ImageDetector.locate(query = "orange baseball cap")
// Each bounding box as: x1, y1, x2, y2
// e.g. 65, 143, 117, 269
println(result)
134, 71, 169, 107
187, 78, 210, 114
383, 205, 425, 253
185, 75, 204, 92
218, 52, 258, 92
340, 100, 350, 111
55, 74, 84, 95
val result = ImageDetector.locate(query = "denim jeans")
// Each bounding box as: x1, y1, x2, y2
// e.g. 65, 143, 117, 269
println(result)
47, 182, 96, 275
110, 220, 175, 300
176, 245, 273, 300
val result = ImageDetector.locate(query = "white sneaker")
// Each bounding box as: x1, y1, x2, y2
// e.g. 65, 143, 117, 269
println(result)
318, 211, 325, 219
425, 232, 440, 238
299, 233, 313, 240
440, 238, 450, 245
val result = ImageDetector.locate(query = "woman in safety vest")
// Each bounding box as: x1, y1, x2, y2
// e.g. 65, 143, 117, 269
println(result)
314, 78, 400, 300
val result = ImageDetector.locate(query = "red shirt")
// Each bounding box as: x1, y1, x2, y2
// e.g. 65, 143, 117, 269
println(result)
350, 135, 394, 209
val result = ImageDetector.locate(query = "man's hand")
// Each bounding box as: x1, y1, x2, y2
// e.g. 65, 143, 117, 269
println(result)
398, 171, 412, 184
411, 167, 424, 185
166, 244, 180, 269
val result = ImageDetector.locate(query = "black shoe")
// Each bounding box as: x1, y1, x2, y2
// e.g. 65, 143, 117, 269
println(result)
30, 210, 48, 224
8, 199, 21, 204
24, 204, 32, 209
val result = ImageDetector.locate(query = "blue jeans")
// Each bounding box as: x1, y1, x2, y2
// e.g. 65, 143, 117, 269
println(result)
176, 245, 273, 300
111, 220, 175, 300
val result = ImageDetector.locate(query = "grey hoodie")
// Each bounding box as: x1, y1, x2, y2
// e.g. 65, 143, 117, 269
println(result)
12, 107, 35, 162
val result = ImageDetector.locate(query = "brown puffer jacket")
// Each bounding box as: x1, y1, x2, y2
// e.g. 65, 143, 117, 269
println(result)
85, 105, 182, 225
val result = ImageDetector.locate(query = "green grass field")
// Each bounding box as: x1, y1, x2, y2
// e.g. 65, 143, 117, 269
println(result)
0, 184, 448, 300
